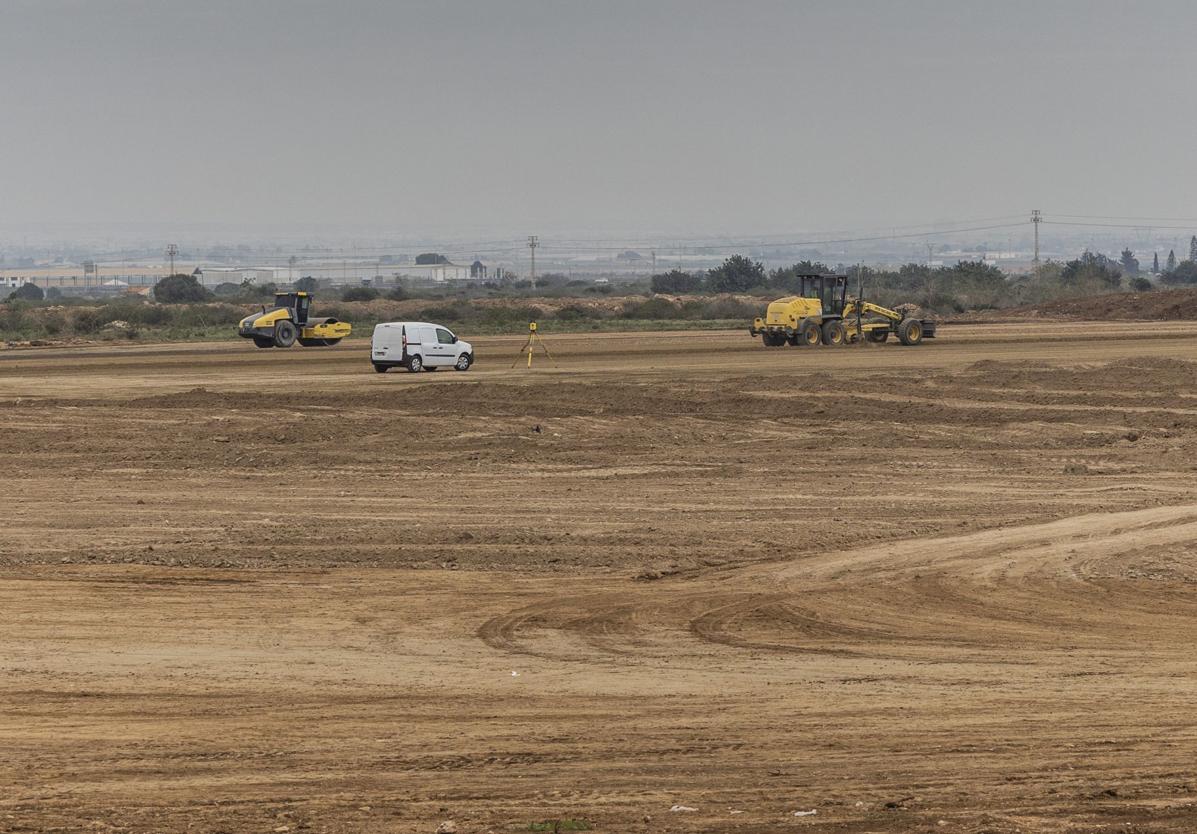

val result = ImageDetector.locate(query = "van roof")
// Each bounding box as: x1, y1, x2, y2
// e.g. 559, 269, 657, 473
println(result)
374, 321, 443, 329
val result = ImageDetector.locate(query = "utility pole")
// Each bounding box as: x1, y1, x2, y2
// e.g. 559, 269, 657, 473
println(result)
528, 235, 539, 290
1031, 210, 1042, 275
166, 243, 178, 278
926, 243, 934, 268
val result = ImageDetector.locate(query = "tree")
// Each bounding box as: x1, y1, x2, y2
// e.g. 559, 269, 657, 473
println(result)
415, 253, 449, 265
705, 255, 766, 293
6, 282, 44, 302
650, 269, 703, 294
1153, 252, 1160, 274
768, 261, 833, 292
212, 282, 242, 297
293, 275, 319, 293
1119, 248, 1139, 275
1190, 236, 1197, 263
1128, 276, 1154, 292
1161, 260, 1197, 285
152, 273, 212, 303
341, 286, 380, 302
1060, 251, 1122, 290
1167, 249, 1177, 272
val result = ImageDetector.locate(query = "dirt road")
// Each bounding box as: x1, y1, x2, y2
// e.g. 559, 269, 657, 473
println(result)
4, 322, 1197, 833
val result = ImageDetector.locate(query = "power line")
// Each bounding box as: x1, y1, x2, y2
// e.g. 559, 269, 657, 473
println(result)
541, 214, 1027, 246
538, 221, 1028, 253
1051, 213, 1197, 223
1041, 220, 1197, 231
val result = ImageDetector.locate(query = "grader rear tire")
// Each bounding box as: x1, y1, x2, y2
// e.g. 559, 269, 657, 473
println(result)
866, 329, 889, 344
821, 320, 846, 346
898, 319, 924, 346
798, 321, 822, 346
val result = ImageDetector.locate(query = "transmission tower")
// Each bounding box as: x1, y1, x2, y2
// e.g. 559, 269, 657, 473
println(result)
528, 235, 539, 290
1031, 210, 1041, 275
166, 243, 179, 277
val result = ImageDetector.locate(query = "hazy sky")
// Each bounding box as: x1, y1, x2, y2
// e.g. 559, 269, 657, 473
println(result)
2, 0, 1195, 236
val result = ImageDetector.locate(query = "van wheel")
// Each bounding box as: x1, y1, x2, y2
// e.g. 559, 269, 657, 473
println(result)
373, 363, 388, 374
406, 354, 423, 373
455, 353, 472, 371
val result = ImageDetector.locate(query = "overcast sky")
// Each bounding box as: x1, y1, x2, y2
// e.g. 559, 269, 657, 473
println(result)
2, 0, 1195, 236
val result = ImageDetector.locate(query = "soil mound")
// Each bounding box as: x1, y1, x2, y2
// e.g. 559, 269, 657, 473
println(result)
1024, 287, 1197, 320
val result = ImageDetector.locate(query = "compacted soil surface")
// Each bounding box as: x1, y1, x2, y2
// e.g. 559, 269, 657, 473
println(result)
4, 323, 1197, 833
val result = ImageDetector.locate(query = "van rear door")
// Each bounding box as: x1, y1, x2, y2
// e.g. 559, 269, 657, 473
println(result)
372, 324, 400, 363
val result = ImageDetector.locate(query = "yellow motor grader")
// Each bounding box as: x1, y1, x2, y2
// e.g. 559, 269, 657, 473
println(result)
749, 274, 936, 347
238, 291, 352, 349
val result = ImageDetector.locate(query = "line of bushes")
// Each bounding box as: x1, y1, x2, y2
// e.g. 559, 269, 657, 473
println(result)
0, 294, 762, 343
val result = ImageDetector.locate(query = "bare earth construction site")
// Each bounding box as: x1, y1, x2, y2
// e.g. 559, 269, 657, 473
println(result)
4, 322, 1197, 833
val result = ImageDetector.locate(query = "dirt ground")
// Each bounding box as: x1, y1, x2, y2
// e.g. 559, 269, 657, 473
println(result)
4, 323, 1197, 833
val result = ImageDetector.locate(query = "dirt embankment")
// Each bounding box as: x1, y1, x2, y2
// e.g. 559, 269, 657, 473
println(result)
951, 286, 1197, 323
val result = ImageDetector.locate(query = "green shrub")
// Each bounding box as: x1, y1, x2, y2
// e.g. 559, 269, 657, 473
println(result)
153, 274, 212, 303
621, 297, 682, 319
554, 304, 604, 321
73, 309, 102, 333
341, 286, 380, 302
6, 282, 44, 302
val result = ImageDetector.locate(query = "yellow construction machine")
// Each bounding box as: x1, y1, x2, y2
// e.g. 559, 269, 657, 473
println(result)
749, 274, 935, 347
238, 291, 352, 349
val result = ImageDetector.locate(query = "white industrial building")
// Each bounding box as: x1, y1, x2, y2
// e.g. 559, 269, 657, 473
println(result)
392, 262, 471, 282
194, 266, 293, 287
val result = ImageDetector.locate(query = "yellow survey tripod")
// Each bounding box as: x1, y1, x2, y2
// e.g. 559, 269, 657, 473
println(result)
511, 321, 558, 368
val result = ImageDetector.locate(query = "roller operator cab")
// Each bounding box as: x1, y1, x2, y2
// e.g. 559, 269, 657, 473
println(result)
238, 291, 352, 348
372, 321, 473, 373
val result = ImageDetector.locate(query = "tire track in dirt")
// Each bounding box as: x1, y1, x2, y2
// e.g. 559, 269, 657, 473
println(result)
478, 503, 1197, 663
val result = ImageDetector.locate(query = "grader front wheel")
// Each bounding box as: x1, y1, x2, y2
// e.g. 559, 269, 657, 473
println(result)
898, 319, 924, 346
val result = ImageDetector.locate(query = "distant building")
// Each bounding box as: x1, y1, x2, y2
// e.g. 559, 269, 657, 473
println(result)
394, 262, 471, 283
194, 266, 291, 286
0, 276, 30, 290
470, 259, 487, 279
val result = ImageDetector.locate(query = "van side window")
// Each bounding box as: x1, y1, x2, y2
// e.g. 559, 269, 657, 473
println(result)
436, 328, 455, 344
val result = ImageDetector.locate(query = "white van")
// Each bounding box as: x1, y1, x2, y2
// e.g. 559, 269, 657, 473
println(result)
371, 322, 473, 373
